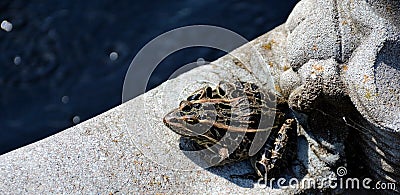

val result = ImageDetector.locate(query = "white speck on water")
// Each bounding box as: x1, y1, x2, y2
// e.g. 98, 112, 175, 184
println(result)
1, 20, 13, 32
13, 56, 21, 65
72, 116, 80, 124
197, 58, 205, 66
61, 96, 70, 104
109, 51, 118, 61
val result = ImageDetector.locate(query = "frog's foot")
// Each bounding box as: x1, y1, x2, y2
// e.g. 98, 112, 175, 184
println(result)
247, 118, 298, 180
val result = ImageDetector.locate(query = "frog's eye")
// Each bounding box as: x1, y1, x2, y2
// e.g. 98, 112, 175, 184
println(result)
182, 105, 192, 112
179, 101, 192, 112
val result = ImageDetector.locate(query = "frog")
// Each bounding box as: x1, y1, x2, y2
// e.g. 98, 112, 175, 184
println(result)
163, 81, 297, 179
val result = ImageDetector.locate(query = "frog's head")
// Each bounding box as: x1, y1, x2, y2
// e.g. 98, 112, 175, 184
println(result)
163, 82, 270, 149
163, 99, 221, 147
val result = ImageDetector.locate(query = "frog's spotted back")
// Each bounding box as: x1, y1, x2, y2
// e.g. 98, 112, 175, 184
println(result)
163, 81, 297, 178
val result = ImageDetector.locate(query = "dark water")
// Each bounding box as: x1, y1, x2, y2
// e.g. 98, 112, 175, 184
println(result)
0, 0, 297, 155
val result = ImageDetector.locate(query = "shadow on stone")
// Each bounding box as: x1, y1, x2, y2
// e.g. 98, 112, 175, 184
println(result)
179, 136, 309, 189
178, 136, 255, 188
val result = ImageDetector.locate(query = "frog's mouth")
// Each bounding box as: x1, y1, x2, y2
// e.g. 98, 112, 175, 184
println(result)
164, 124, 219, 147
